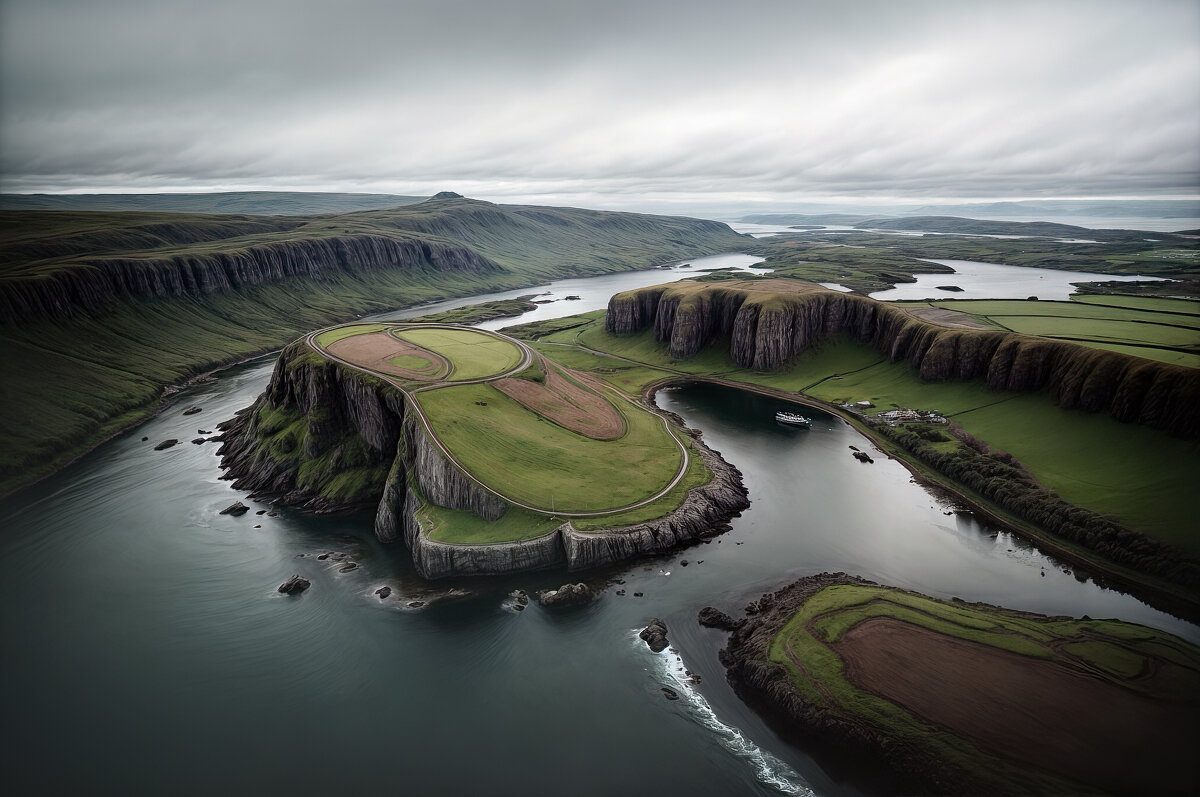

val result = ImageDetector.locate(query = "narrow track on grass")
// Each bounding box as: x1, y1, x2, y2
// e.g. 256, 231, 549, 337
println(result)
305, 322, 691, 519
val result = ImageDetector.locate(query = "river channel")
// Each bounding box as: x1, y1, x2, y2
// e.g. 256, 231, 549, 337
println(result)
2, 254, 1194, 795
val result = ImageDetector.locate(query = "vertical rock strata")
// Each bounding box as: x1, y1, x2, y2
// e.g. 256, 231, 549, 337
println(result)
219, 341, 749, 578
606, 284, 1200, 438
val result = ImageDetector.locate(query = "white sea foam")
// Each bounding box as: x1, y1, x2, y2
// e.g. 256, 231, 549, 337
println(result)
635, 632, 814, 796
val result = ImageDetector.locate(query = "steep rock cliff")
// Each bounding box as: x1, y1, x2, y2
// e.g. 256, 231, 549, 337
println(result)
2, 234, 501, 324
607, 283, 1200, 438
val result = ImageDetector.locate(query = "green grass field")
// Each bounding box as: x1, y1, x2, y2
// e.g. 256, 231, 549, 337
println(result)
1073, 294, 1200, 315
315, 323, 386, 347
394, 327, 523, 381
414, 381, 683, 512
765, 581, 1200, 793
923, 297, 1200, 367
570, 436, 711, 530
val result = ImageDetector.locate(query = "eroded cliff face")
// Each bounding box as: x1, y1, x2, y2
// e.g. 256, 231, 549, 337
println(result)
219, 342, 749, 578
607, 284, 1200, 438
1, 235, 501, 324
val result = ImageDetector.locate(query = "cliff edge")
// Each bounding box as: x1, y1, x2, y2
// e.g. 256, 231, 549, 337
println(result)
217, 340, 748, 578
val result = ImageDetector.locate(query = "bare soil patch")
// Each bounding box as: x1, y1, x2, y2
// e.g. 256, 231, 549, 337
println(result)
904, 306, 993, 330
835, 617, 1200, 793
326, 332, 448, 381
493, 358, 625, 440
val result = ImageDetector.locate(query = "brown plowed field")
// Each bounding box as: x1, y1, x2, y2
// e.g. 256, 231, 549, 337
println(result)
493, 359, 625, 440
835, 617, 1200, 793
326, 332, 448, 381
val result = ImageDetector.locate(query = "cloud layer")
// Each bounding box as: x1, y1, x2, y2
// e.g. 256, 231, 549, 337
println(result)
2, 0, 1197, 207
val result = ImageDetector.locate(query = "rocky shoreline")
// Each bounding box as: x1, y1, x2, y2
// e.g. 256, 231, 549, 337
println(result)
714, 572, 984, 795
218, 342, 749, 579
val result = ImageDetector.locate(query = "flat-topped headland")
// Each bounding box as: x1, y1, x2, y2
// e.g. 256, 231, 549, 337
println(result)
606, 279, 1199, 437
217, 321, 748, 578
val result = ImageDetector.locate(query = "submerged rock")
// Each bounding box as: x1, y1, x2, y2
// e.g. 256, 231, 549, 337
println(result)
191, 438, 206, 445
219, 501, 250, 516
639, 618, 670, 652
182, 406, 203, 415
376, 586, 392, 599
852, 451, 874, 463
935, 285, 964, 292
698, 606, 740, 631
661, 687, 679, 700
153, 439, 178, 450
278, 575, 310, 595
538, 582, 594, 607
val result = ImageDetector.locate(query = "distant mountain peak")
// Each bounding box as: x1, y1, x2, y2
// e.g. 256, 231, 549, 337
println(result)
430, 191, 464, 200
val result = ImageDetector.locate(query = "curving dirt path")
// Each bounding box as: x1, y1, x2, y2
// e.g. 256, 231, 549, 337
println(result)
305, 322, 691, 519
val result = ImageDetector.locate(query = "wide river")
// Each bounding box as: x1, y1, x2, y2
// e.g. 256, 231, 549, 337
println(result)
2, 254, 1195, 795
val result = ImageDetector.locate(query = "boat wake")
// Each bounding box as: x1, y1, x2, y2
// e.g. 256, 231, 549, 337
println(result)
635, 633, 814, 796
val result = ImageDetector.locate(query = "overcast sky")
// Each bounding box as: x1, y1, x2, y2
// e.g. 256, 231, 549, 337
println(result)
1, 0, 1197, 211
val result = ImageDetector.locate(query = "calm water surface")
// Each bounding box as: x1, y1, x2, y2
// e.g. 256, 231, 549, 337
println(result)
868, 258, 1165, 301
2, 255, 1194, 795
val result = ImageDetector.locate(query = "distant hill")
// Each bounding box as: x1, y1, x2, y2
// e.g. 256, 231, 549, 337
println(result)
0, 191, 427, 216
910, 199, 1200, 219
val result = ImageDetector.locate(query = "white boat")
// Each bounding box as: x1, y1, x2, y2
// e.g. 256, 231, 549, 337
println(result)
774, 411, 812, 427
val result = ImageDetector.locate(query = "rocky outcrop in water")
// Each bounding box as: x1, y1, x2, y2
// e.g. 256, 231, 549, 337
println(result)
606, 283, 1200, 438
639, 618, 670, 651
219, 340, 750, 579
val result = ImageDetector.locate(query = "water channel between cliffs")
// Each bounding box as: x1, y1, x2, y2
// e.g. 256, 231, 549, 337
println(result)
1, 253, 1195, 796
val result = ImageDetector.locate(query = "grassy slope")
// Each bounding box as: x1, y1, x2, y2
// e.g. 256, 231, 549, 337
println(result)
768, 582, 1200, 793
421, 501, 562, 544
415, 381, 681, 512
0, 198, 747, 496
524, 313, 1199, 553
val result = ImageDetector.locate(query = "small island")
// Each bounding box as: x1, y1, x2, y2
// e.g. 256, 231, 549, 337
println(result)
715, 573, 1200, 795
218, 322, 748, 577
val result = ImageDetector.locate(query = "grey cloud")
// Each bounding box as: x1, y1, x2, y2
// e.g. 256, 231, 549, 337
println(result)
1, 0, 1197, 205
